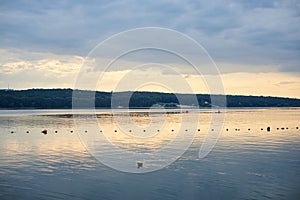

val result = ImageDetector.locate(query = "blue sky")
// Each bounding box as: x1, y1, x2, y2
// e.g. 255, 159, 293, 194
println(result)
0, 0, 299, 97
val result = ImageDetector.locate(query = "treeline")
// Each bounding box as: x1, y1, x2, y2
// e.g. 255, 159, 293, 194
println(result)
0, 89, 300, 109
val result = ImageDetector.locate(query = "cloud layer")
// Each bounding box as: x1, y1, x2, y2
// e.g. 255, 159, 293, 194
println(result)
0, 0, 299, 97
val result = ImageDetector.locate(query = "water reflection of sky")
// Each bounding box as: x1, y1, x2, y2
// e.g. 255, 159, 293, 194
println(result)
0, 108, 299, 199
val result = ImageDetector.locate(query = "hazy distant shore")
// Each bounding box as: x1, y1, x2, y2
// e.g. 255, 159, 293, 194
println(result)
1, 89, 300, 109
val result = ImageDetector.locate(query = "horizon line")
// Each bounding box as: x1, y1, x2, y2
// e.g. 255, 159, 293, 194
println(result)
0, 87, 299, 100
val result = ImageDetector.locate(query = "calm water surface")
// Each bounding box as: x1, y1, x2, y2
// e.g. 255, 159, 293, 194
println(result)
0, 108, 299, 199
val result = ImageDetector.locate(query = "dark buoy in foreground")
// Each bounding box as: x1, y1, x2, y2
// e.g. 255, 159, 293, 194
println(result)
267, 127, 271, 132
296, 127, 299, 129
137, 162, 143, 168
42, 129, 47, 135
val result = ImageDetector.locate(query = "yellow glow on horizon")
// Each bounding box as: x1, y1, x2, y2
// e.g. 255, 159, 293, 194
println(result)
96, 70, 300, 98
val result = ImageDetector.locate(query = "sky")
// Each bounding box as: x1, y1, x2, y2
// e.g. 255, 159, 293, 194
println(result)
0, 0, 299, 98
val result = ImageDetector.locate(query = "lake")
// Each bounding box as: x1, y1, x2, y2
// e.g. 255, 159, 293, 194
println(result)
0, 108, 299, 199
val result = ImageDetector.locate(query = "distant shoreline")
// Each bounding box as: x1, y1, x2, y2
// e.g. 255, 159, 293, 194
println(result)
1, 89, 300, 109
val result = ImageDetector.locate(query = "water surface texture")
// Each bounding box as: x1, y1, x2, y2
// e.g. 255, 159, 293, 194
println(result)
0, 108, 299, 199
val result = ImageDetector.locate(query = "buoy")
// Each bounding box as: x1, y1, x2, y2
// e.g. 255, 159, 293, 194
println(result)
85, 130, 87, 133
100, 130, 102, 132
267, 127, 271, 132
296, 127, 299, 129
114, 130, 117, 133
55, 130, 58, 133
137, 162, 143, 168
70, 130, 73, 133
248, 128, 251, 131
10, 131, 14, 134
157, 130, 160, 132
129, 130, 132, 132
171, 129, 174, 132
286, 127, 288, 130
42, 129, 47, 135
198, 129, 200, 131
143, 130, 146, 132
281, 128, 285, 130
185, 129, 188, 132
226, 129, 228, 131
26, 131, 29, 133
211, 129, 214, 131
277, 128, 279, 130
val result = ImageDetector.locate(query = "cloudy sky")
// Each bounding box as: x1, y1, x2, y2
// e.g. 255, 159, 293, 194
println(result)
0, 0, 299, 97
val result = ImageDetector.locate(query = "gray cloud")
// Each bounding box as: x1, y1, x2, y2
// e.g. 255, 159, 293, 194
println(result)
0, 0, 299, 73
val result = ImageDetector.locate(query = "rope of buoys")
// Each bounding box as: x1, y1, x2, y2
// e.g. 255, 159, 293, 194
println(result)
6, 125, 300, 135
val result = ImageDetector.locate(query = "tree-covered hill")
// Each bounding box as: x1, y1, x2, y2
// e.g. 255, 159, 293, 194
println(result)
0, 89, 300, 109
